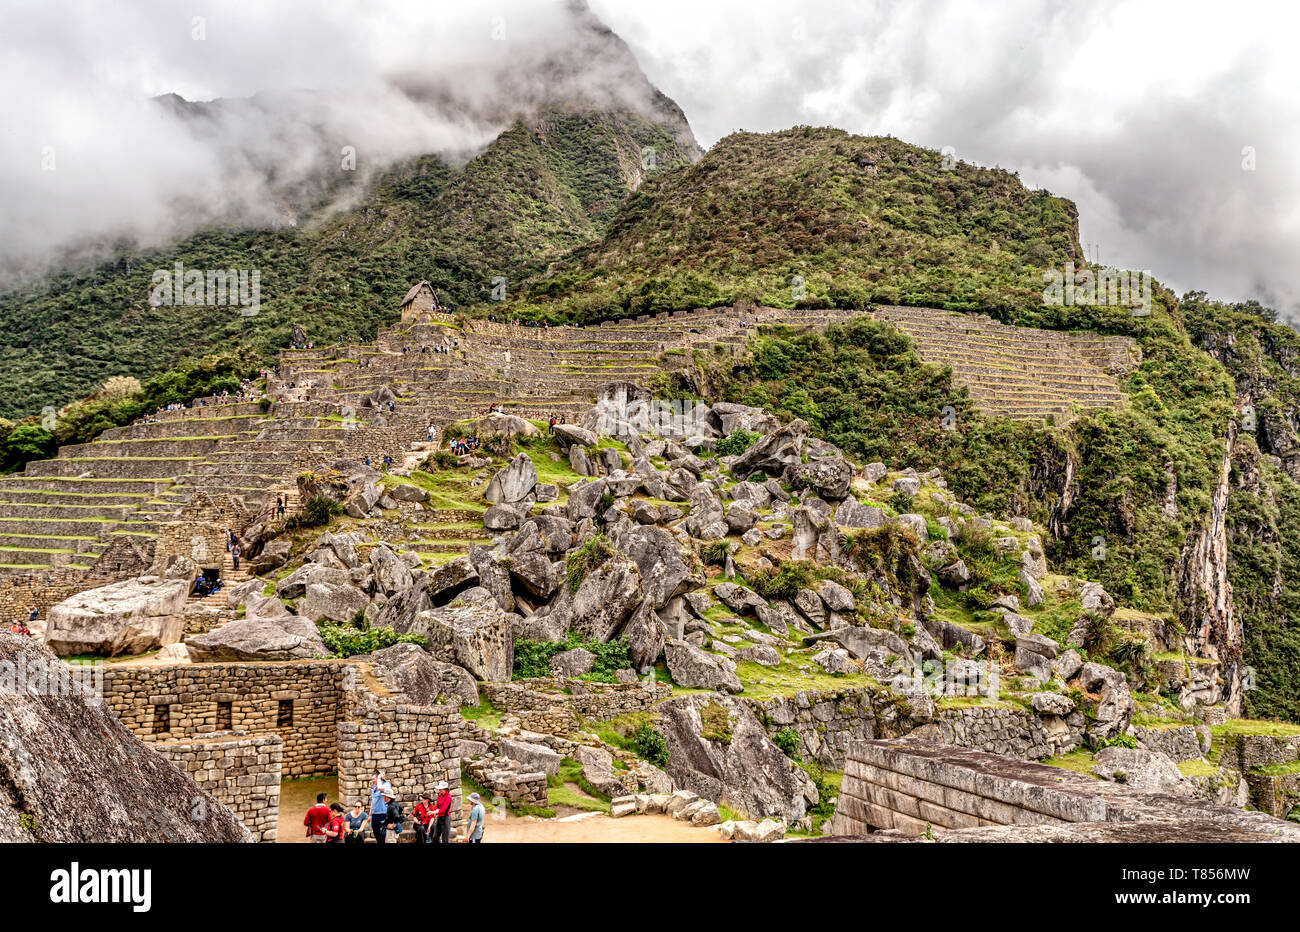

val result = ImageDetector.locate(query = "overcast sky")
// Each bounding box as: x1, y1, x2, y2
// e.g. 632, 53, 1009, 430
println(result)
4, 0, 1297, 321
597, 0, 1300, 319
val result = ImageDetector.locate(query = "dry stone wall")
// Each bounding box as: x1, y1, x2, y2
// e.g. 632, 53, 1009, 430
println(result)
103, 662, 350, 777
155, 732, 282, 842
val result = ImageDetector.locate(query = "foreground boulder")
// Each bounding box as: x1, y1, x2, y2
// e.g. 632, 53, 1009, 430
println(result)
44, 574, 194, 656
0, 633, 251, 842
656, 694, 818, 823
185, 616, 330, 662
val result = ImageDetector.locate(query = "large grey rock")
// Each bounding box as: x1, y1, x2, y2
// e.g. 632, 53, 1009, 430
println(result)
344, 480, 383, 518
567, 478, 609, 522
1080, 581, 1116, 617
0, 634, 251, 842
388, 482, 430, 503
791, 458, 852, 501
470, 540, 514, 613
275, 562, 351, 600
685, 484, 727, 540
816, 580, 855, 614
249, 539, 291, 573
186, 616, 329, 662
550, 648, 596, 678
571, 557, 643, 642
811, 646, 857, 674
625, 599, 666, 670
425, 556, 480, 605
45, 575, 193, 656
825, 625, 908, 662
365, 642, 479, 706
1020, 568, 1045, 607
506, 551, 560, 600
413, 594, 514, 682
1077, 662, 1135, 740
610, 524, 700, 610
483, 502, 529, 531
834, 499, 885, 529
1014, 633, 1060, 682
730, 419, 807, 479
1091, 747, 1191, 795
515, 596, 572, 643
707, 402, 777, 436
369, 543, 413, 597
553, 423, 598, 449
657, 694, 818, 822
297, 582, 370, 623
735, 644, 781, 666
499, 738, 562, 777
665, 639, 742, 693
484, 453, 538, 504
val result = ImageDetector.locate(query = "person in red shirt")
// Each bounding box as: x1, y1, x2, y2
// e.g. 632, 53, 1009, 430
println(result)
304, 792, 332, 842
324, 803, 347, 844
433, 782, 453, 844
413, 793, 434, 844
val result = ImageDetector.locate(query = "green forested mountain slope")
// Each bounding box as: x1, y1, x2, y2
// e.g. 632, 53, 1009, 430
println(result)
0, 108, 693, 421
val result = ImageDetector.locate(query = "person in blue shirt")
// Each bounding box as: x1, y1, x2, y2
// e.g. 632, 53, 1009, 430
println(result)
370, 771, 393, 843
464, 792, 485, 844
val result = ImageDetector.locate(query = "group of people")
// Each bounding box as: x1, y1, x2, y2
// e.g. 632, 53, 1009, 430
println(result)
448, 435, 480, 456
546, 413, 569, 434
192, 575, 225, 599
6, 607, 38, 637
303, 773, 485, 844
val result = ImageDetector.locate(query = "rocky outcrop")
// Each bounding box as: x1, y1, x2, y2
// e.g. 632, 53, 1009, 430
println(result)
656, 694, 818, 824
365, 642, 479, 706
665, 639, 742, 693
414, 592, 514, 682
0, 634, 252, 842
485, 453, 538, 504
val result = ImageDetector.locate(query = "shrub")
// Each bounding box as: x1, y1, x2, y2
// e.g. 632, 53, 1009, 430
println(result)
286, 494, 342, 529
716, 429, 761, 457
773, 727, 801, 758
513, 632, 631, 683
750, 562, 813, 602
633, 722, 670, 768
430, 450, 459, 469
316, 616, 425, 658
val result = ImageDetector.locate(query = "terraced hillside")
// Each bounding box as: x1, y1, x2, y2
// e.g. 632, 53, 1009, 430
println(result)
0, 301, 1144, 574
872, 306, 1137, 422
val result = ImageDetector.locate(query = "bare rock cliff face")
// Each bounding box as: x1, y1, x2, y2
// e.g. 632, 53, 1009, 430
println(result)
0, 633, 252, 843
1176, 432, 1242, 713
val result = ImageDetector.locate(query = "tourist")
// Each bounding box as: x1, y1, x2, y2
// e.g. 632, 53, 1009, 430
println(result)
433, 781, 453, 844
28, 606, 37, 626
325, 803, 347, 844
225, 529, 236, 553
370, 772, 392, 843
464, 793, 485, 844
276, 495, 286, 519
413, 793, 434, 844
549, 414, 556, 435
231, 542, 241, 571
304, 792, 331, 842
344, 801, 369, 844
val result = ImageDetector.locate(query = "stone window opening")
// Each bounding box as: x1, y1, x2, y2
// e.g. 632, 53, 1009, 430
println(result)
216, 701, 233, 731
277, 699, 294, 728
152, 704, 172, 734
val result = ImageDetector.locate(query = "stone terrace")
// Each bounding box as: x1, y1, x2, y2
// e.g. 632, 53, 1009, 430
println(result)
872, 306, 1137, 423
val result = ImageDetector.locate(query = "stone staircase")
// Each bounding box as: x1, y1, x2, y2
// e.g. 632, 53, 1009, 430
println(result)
872, 306, 1135, 423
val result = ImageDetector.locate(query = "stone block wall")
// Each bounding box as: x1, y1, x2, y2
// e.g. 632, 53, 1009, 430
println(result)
153, 492, 250, 570
747, 688, 881, 768
832, 738, 1107, 836
103, 662, 350, 777
337, 702, 464, 839
155, 733, 283, 842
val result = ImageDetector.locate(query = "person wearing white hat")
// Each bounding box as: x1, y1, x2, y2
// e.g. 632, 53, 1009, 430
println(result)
433, 781, 453, 844
464, 793, 485, 844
